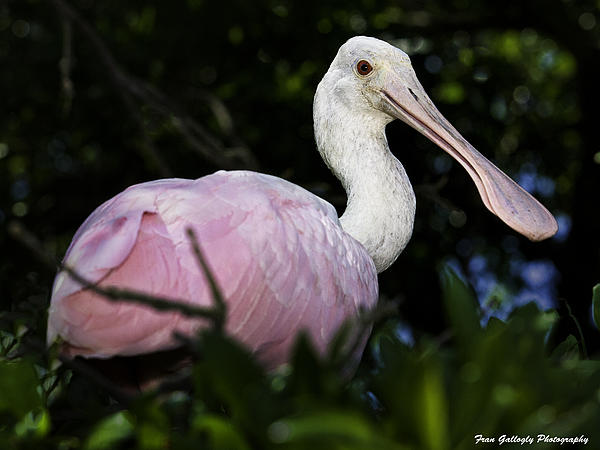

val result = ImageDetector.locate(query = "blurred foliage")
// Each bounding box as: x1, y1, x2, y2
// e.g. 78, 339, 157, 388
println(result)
2, 0, 600, 448
593, 285, 600, 331
1, 267, 600, 449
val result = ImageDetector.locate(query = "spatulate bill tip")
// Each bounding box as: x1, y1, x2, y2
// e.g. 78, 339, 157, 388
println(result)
527, 219, 558, 242
502, 209, 558, 242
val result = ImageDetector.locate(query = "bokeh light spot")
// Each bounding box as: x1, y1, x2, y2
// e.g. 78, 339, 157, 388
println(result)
578, 12, 596, 30
424, 55, 443, 74
0, 142, 8, 159
11, 19, 30, 38
12, 202, 28, 217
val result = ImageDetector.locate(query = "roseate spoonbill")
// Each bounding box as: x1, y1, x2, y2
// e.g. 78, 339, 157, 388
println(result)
47, 36, 557, 374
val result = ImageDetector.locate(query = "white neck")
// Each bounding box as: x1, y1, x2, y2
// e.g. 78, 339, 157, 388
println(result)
313, 78, 416, 273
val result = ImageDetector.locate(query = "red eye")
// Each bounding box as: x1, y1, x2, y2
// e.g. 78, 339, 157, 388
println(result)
357, 60, 373, 76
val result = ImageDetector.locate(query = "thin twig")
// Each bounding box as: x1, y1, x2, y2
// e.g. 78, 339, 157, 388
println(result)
59, 15, 74, 116
7, 220, 222, 322
62, 265, 220, 319
59, 355, 134, 405
563, 299, 589, 359
185, 228, 227, 331
19, 336, 134, 405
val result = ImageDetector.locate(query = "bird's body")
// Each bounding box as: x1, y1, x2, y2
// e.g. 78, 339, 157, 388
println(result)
48, 171, 378, 369
48, 36, 557, 374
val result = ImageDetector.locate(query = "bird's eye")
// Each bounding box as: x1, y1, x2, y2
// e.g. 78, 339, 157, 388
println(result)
356, 60, 373, 76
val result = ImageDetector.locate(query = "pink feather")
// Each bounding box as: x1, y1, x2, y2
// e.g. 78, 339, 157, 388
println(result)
48, 171, 378, 369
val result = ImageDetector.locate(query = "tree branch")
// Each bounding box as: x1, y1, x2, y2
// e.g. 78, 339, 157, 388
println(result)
58, 15, 74, 116
48, 0, 259, 173
49, 0, 173, 177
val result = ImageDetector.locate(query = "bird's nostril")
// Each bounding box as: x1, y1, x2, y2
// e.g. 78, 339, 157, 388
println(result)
408, 88, 419, 102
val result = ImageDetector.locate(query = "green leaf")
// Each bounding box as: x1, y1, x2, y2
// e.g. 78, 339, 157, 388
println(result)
14, 407, 51, 438
288, 332, 325, 394
192, 414, 251, 450
418, 358, 450, 450
268, 410, 407, 450
84, 411, 135, 450
592, 284, 600, 331
193, 330, 270, 427
136, 412, 169, 450
534, 309, 559, 334
131, 399, 169, 450
0, 359, 42, 418
440, 265, 481, 349
550, 335, 580, 362
370, 320, 412, 368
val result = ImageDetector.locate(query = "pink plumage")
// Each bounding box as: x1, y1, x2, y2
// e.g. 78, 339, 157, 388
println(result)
48, 171, 378, 369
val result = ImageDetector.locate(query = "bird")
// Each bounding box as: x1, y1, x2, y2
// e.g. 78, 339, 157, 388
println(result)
47, 36, 557, 379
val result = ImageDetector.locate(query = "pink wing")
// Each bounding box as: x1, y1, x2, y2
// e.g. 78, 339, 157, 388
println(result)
48, 171, 378, 368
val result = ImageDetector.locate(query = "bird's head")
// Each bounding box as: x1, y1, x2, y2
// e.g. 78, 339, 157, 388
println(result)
318, 36, 558, 242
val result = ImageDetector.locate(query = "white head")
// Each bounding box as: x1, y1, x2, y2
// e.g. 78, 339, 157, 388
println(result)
316, 36, 557, 242
319, 37, 417, 123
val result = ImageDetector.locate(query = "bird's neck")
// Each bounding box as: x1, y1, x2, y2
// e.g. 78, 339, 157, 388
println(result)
313, 85, 416, 273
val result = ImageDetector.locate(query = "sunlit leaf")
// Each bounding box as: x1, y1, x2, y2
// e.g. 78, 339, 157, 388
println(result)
192, 413, 251, 450
128, 399, 169, 449
84, 411, 134, 450
418, 357, 450, 450
137, 425, 168, 450
268, 410, 407, 450
14, 407, 50, 438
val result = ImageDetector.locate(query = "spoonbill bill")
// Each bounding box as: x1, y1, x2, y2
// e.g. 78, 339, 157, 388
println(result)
47, 36, 557, 373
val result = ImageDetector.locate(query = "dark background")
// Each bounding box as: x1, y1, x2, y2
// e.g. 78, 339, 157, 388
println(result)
1, 0, 599, 353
